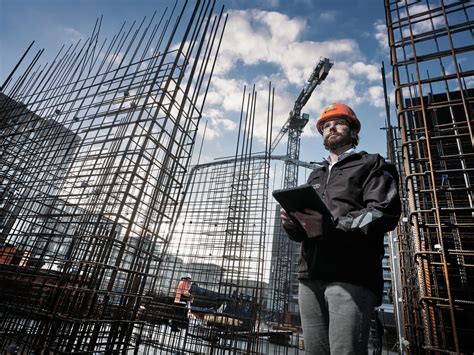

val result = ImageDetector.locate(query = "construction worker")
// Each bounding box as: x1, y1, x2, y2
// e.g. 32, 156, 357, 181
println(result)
280, 103, 401, 354
171, 273, 193, 331
174, 273, 193, 304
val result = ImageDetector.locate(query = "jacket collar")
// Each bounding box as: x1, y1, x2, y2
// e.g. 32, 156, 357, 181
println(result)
320, 150, 367, 168
325, 147, 356, 166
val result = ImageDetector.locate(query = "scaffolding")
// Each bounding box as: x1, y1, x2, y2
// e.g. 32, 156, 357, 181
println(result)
0, 1, 226, 353
384, 0, 473, 353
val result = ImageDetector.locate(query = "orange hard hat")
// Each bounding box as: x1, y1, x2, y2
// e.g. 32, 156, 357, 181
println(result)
317, 103, 361, 134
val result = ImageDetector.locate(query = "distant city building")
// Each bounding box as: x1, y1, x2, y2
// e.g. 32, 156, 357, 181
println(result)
1, 92, 81, 255
186, 261, 223, 290
153, 254, 185, 295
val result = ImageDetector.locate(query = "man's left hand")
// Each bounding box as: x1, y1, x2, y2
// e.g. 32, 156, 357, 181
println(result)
293, 209, 323, 238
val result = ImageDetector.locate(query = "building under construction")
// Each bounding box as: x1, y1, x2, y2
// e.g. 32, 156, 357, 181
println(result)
384, 0, 473, 353
1, 0, 473, 354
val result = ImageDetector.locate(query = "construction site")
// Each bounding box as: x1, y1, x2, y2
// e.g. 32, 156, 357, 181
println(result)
0, 0, 472, 354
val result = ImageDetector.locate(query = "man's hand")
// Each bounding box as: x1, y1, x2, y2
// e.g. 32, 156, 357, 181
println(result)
280, 208, 297, 229
293, 209, 323, 238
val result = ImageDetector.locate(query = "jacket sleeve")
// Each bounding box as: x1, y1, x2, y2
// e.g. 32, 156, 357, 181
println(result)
283, 223, 307, 242
328, 157, 401, 239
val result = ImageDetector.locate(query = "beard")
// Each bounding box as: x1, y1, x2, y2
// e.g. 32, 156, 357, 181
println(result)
323, 131, 353, 151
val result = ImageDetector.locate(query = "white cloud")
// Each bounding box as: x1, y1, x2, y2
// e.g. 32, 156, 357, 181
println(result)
207, 76, 248, 112
218, 9, 361, 83
464, 76, 474, 89
205, 91, 223, 106
215, 9, 305, 74
351, 62, 381, 81
374, 19, 388, 51
197, 120, 235, 141
367, 85, 385, 108
279, 39, 361, 85
200, 108, 238, 141
405, 3, 436, 16
207, 108, 238, 132
315, 66, 361, 107
200, 125, 217, 140
255, 10, 304, 43
63, 27, 84, 43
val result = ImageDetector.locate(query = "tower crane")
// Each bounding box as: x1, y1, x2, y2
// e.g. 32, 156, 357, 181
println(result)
271, 57, 333, 324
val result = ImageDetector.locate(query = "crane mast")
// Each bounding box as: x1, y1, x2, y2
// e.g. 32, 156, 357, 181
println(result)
271, 57, 333, 324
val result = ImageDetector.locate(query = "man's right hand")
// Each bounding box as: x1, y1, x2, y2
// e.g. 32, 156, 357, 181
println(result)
280, 208, 297, 229
293, 209, 323, 238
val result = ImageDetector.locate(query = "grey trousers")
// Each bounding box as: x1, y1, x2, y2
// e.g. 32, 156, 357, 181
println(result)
299, 279, 377, 355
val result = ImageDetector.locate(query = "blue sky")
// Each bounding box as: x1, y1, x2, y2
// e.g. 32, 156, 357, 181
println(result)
1, 0, 395, 170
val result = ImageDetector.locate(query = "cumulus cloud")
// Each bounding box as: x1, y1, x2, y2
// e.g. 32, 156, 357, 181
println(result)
205, 109, 238, 138
207, 76, 248, 112
374, 19, 388, 51
216, 10, 362, 82
196, 110, 238, 141
203, 78, 293, 142
351, 62, 381, 81
214, 10, 306, 74
367, 85, 385, 108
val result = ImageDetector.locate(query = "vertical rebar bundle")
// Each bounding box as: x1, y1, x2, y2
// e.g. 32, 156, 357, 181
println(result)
0, 1, 226, 353
384, 0, 473, 353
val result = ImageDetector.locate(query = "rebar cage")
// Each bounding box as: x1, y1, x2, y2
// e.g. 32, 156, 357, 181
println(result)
139, 156, 272, 354
384, 0, 473, 353
0, 1, 226, 353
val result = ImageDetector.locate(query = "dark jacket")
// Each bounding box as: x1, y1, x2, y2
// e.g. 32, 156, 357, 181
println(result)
284, 151, 401, 305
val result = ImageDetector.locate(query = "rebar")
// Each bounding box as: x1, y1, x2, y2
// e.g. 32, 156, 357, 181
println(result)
384, 0, 474, 353
138, 84, 275, 354
0, 1, 226, 353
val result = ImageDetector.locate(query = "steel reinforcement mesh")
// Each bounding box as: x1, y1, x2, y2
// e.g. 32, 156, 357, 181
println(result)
0, 1, 226, 353
139, 157, 271, 354
136, 85, 281, 354
384, 0, 473, 353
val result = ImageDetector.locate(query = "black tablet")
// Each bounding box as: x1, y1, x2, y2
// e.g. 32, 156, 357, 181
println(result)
272, 184, 332, 217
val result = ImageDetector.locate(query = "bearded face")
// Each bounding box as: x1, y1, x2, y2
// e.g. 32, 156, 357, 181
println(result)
322, 118, 355, 151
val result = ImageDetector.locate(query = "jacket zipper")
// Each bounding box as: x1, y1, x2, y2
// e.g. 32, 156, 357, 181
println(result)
322, 167, 331, 199
321, 152, 358, 199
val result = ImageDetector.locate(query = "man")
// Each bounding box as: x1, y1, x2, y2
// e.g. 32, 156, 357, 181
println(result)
171, 273, 193, 331
280, 103, 401, 354
174, 273, 193, 304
